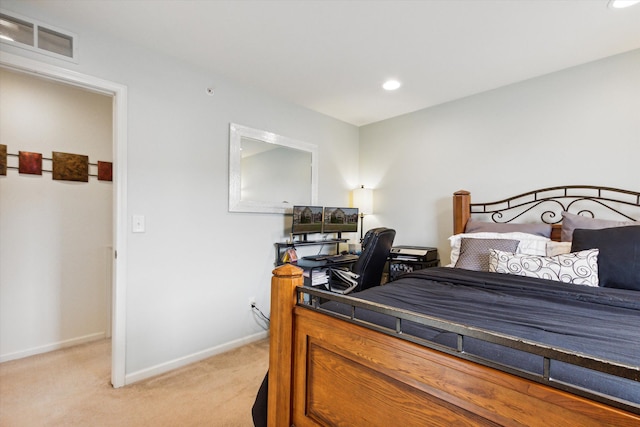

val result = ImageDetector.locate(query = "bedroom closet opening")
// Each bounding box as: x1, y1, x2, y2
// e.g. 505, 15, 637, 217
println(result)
0, 67, 114, 368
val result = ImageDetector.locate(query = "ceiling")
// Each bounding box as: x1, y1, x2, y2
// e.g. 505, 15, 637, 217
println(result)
8, 0, 640, 126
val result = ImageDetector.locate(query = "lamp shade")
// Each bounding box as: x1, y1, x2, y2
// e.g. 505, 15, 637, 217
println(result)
352, 185, 373, 215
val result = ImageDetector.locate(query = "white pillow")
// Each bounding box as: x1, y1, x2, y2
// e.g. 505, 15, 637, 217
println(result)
546, 241, 572, 257
488, 248, 599, 287
448, 232, 549, 266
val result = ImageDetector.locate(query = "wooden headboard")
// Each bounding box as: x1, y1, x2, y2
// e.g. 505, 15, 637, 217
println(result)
453, 185, 640, 241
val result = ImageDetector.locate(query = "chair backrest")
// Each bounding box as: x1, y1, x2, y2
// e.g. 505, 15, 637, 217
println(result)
352, 227, 396, 291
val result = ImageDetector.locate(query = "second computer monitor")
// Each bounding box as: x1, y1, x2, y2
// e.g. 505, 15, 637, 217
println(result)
323, 207, 359, 234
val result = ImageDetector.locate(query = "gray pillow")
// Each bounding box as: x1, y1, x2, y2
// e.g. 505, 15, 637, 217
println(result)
561, 211, 637, 242
454, 238, 520, 271
465, 220, 551, 238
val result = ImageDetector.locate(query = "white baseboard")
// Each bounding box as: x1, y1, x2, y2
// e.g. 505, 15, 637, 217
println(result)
125, 331, 269, 385
0, 332, 107, 363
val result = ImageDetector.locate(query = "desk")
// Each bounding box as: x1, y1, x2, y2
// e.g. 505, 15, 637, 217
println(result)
274, 239, 356, 288
274, 239, 347, 266
295, 255, 358, 288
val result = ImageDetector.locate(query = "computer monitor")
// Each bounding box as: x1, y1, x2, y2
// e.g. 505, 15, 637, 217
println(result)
323, 207, 359, 237
291, 205, 323, 240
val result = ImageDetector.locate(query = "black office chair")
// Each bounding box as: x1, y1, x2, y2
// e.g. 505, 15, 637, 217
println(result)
328, 227, 396, 294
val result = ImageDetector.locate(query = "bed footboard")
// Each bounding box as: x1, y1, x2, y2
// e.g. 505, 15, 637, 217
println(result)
269, 265, 640, 426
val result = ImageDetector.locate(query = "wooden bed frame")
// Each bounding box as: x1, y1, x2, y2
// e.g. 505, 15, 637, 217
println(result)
267, 186, 640, 426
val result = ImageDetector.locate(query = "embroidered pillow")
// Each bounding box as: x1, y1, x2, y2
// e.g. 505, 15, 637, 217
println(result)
454, 238, 520, 271
488, 248, 599, 286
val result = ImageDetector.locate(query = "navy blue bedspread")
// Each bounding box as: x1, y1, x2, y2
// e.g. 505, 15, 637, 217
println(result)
320, 267, 640, 404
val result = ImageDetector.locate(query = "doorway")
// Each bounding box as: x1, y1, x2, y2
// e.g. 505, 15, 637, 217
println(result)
0, 52, 127, 387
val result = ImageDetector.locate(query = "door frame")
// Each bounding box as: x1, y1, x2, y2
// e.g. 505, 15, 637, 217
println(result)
0, 51, 128, 388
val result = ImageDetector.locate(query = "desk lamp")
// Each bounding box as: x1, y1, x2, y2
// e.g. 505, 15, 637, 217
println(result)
352, 185, 373, 242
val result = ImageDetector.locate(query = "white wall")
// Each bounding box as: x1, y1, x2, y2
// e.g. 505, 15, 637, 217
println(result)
360, 49, 640, 263
0, 2, 359, 379
0, 68, 113, 361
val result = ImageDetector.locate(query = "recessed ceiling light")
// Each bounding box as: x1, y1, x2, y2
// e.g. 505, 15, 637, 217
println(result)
608, 0, 640, 9
382, 80, 401, 91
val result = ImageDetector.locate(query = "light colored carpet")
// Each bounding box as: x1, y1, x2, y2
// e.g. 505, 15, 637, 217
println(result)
0, 338, 269, 426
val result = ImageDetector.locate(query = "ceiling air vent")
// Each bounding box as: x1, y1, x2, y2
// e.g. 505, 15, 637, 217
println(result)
0, 10, 77, 61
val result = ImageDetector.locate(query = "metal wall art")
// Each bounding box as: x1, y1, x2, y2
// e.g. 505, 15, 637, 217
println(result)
19, 151, 43, 175
1, 145, 112, 182
0, 144, 6, 176
52, 152, 89, 182
97, 161, 112, 181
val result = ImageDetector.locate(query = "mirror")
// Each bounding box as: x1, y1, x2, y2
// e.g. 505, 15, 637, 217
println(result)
229, 123, 318, 213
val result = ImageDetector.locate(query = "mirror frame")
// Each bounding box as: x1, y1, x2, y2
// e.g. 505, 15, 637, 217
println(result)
229, 123, 318, 214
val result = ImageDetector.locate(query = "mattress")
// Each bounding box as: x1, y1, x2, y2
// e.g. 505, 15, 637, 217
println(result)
320, 267, 640, 404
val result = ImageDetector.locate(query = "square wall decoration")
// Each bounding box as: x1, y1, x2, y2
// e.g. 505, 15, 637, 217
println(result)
97, 161, 113, 181
0, 144, 6, 175
52, 151, 88, 182
19, 151, 43, 175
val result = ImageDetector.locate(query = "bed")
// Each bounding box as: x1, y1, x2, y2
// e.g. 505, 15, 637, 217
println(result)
266, 185, 640, 426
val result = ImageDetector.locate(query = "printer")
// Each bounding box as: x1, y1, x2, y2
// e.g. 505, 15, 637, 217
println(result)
389, 246, 438, 262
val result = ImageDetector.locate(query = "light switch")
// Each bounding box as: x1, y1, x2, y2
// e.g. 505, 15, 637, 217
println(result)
132, 215, 145, 233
